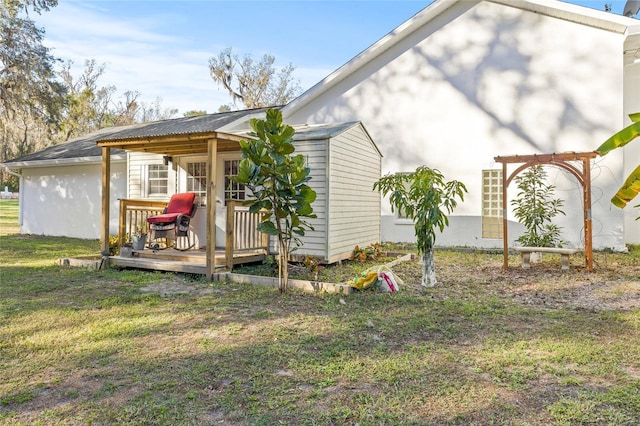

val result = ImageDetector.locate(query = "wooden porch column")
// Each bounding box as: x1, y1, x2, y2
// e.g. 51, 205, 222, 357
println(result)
100, 147, 111, 257
501, 161, 508, 270
206, 138, 217, 280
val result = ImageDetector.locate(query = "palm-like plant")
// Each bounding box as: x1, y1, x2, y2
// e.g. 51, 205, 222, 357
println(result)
595, 112, 640, 217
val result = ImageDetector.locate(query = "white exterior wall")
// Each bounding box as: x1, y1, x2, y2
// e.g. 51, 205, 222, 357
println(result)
127, 152, 175, 199
290, 126, 382, 262
622, 57, 640, 245
20, 161, 126, 239
288, 139, 329, 259
286, 1, 628, 250
326, 126, 381, 260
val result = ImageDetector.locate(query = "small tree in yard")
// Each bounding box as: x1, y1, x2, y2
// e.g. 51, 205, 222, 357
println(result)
234, 109, 316, 293
511, 165, 565, 248
374, 167, 467, 287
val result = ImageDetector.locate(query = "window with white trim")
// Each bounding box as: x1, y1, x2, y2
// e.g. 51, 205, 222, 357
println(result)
482, 169, 503, 239
147, 164, 169, 196
224, 159, 245, 204
186, 161, 207, 205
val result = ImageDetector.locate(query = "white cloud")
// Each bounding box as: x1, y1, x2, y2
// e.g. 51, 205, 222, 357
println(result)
32, 1, 425, 116
34, 3, 233, 114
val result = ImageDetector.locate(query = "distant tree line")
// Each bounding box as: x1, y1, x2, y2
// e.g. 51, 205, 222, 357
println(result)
0, 1, 302, 191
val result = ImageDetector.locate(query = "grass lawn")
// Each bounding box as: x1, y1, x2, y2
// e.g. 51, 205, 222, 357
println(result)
1, 198, 640, 425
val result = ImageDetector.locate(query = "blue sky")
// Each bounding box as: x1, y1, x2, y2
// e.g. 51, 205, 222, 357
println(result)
33, 0, 633, 115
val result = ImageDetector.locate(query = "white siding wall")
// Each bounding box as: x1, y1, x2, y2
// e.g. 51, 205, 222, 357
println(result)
287, 126, 381, 262
20, 161, 126, 239
288, 139, 329, 258
127, 152, 174, 199
326, 126, 381, 260
286, 1, 628, 250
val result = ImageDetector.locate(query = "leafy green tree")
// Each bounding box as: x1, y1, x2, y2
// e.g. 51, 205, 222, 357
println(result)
374, 167, 466, 287
0, 0, 64, 189
0, 0, 63, 122
55, 59, 116, 141
510, 165, 566, 248
234, 109, 317, 293
596, 112, 640, 219
5, 0, 58, 15
209, 47, 301, 109
183, 110, 207, 117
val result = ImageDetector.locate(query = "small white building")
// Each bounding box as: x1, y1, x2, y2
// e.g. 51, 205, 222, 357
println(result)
3, 0, 639, 254
2, 111, 381, 264
1, 127, 128, 239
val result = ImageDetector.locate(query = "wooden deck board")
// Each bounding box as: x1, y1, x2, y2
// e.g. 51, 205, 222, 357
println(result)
108, 248, 266, 275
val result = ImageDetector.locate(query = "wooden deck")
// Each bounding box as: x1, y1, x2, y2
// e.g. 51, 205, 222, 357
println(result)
109, 248, 266, 275
114, 199, 270, 276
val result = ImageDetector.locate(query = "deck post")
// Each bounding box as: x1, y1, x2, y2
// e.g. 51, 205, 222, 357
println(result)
100, 147, 111, 259
501, 161, 508, 270
118, 199, 127, 248
206, 138, 217, 280
225, 200, 235, 270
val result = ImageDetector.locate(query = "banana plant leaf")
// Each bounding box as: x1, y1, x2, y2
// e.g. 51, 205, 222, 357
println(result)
611, 164, 640, 208
596, 113, 640, 156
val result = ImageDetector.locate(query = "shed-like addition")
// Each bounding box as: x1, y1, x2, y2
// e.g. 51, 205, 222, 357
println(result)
94, 117, 381, 277
288, 122, 382, 263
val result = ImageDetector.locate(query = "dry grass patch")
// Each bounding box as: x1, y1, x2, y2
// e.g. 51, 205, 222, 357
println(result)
1, 200, 639, 425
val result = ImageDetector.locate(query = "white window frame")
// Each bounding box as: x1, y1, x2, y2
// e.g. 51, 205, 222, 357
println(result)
185, 161, 208, 206
145, 164, 170, 197
220, 156, 245, 206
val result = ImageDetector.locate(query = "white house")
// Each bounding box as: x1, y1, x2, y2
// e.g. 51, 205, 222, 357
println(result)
3, 0, 639, 253
2, 109, 382, 264
1, 127, 128, 239
221, 0, 640, 251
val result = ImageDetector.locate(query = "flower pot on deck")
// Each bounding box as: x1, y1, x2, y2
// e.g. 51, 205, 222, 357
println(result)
120, 244, 133, 257
132, 235, 147, 250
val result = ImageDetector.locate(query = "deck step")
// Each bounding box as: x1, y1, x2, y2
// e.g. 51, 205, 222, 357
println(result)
133, 249, 206, 263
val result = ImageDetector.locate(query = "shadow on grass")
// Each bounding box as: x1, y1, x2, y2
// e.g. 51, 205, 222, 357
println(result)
2, 264, 639, 424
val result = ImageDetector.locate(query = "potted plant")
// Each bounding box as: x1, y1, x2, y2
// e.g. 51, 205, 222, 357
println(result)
120, 242, 133, 257
131, 220, 148, 250
511, 165, 566, 261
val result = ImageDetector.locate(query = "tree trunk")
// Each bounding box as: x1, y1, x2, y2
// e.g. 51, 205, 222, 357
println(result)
278, 238, 288, 293
421, 249, 437, 287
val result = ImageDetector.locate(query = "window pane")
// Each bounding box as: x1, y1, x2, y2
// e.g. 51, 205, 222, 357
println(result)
481, 169, 503, 239
148, 164, 169, 196
224, 159, 245, 204
186, 161, 207, 205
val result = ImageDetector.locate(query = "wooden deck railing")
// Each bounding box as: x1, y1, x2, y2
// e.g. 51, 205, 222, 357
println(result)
118, 198, 268, 269
225, 200, 269, 269
118, 199, 168, 247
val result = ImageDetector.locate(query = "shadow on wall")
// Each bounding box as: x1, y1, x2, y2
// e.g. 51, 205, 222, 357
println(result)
308, 2, 617, 171
296, 2, 625, 249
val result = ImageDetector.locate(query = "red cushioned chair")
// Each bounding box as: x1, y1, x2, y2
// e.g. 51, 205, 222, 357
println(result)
147, 192, 197, 251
